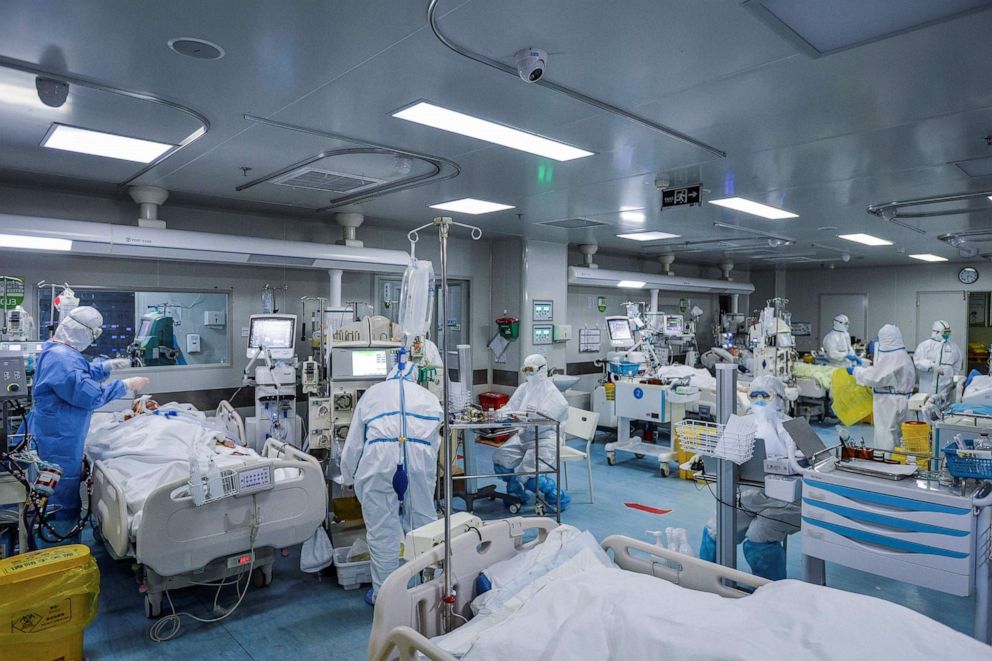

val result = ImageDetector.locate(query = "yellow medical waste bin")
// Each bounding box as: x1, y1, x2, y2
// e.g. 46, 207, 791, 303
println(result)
0, 544, 100, 661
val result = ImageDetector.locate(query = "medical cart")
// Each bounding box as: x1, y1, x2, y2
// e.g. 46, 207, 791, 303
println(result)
604, 380, 699, 476
801, 469, 992, 643
447, 412, 561, 520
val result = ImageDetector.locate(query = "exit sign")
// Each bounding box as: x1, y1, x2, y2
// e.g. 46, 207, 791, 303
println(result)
661, 184, 701, 209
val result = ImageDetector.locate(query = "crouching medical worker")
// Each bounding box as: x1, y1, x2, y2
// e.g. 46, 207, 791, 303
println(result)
492, 354, 570, 513
821, 314, 853, 367
848, 324, 916, 451
699, 375, 801, 580
340, 350, 443, 606
914, 320, 963, 404
29, 306, 149, 538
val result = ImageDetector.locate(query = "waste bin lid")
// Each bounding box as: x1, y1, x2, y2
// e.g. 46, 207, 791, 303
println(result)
0, 545, 91, 585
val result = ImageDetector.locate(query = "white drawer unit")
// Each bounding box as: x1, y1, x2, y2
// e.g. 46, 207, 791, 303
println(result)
801, 469, 992, 641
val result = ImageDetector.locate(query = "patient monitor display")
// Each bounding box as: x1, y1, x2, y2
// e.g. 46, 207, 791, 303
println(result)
663, 315, 684, 337
606, 316, 634, 348
247, 314, 297, 359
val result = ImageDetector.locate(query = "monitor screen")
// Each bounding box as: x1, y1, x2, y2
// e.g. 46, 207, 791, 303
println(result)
249, 317, 295, 350
607, 318, 633, 343
664, 315, 684, 336
351, 349, 388, 377
137, 319, 152, 338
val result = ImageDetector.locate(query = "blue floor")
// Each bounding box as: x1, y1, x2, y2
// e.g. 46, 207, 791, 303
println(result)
85, 421, 977, 659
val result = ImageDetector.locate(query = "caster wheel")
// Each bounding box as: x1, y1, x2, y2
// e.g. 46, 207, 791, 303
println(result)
535, 503, 545, 516
607, 453, 616, 466
144, 595, 162, 619
634, 453, 645, 459
660, 463, 671, 477
251, 567, 273, 588
507, 503, 521, 514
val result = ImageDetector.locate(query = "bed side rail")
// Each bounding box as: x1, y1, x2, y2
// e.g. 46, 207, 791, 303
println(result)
216, 400, 247, 445
90, 459, 130, 557
601, 534, 768, 598
263, 437, 321, 468
370, 626, 456, 661
368, 516, 558, 661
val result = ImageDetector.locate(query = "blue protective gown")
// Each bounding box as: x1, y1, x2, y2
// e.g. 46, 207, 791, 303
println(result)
28, 340, 126, 518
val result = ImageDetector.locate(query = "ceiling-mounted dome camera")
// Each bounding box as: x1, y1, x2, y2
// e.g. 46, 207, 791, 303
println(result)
515, 48, 547, 82
35, 77, 69, 108
841, 252, 851, 262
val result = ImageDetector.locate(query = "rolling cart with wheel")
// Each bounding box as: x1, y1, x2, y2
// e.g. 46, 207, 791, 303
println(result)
604, 381, 698, 476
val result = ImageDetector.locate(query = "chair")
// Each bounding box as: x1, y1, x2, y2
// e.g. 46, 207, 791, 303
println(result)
560, 406, 599, 503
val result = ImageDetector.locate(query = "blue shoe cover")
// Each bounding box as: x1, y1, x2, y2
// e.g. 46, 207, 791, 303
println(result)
364, 587, 375, 606
743, 539, 787, 581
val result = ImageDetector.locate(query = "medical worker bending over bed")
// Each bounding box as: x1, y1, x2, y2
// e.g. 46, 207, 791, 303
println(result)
699, 375, 800, 580
29, 306, 148, 539
913, 320, 963, 405
848, 324, 916, 451
340, 350, 442, 606
492, 354, 571, 513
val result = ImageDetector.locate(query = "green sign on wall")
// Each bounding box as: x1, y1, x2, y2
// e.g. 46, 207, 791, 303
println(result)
0, 276, 25, 308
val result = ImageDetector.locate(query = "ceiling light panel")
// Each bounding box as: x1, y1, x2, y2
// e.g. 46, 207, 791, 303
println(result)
429, 198, 514, 215
41, 123, 174, 163
838, 233, 893, 246
909, 253, 948, 262
617, 280, 645, 289
0, 233, 72, 251
709, 197, 798, 219
619, 211, 646, 222
393, 102, 594, 161
617, 231, 681, 241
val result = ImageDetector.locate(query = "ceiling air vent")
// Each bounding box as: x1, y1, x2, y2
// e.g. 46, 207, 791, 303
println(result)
271, 167, 383, 193
540, 218, 608, 229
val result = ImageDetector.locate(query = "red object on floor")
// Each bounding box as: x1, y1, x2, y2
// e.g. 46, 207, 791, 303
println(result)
624, 502, 672, 515
478, 391, 510, 411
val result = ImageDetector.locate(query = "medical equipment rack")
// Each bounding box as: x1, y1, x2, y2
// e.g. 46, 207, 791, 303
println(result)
446, 412, 562, 521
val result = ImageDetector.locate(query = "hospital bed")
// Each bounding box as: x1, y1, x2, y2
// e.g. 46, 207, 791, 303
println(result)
88, 402, 327, 617
368, 517, 990, 660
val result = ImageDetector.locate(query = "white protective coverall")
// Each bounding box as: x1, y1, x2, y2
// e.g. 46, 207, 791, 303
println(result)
492, 354, 570, 510
852, 324, 916, 451
340, 360, 442, 599
822, 314, 853, 367
913, 320, 963, 403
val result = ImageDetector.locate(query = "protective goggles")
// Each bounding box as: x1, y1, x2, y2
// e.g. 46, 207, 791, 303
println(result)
748, 390, 772, 401
521, 364, 542, 376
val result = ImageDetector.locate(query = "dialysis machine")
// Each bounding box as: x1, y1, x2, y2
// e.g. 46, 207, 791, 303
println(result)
128, 312, 184, 367
243, 314, 303, 450
747, 297, 796, 382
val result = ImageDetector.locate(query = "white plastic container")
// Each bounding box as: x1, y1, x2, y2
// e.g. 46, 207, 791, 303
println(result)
333, 546, 372, 590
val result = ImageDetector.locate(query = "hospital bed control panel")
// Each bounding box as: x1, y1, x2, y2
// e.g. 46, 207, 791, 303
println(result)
0, 355, 27, 399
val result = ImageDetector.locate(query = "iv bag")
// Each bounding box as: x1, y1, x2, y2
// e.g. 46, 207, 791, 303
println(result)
398, 259, 435, 342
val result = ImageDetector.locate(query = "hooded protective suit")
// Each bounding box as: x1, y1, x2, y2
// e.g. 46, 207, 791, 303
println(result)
699, 375, 801, 580
822, 314, 853, 367
852, 324, 916, 451
340, 359, 442, 602
29, 307, 127, 520
492, 354, 570, 512
913, 320, 963, 403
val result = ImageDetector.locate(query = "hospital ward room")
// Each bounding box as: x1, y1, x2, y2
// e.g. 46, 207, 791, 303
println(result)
3, 1, 992, 659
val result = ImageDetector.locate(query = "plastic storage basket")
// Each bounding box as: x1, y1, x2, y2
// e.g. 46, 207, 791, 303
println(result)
943, 441, 992, 480
333, 546, 372, 590
675, 419, 756, 465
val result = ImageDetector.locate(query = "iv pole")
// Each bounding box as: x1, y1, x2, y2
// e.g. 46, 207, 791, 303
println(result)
407, 216, 482, 631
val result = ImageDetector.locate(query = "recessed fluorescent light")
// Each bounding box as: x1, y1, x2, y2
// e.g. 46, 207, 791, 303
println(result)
617, 280, 645, 289
0, 233, 72, 251
838, 233, 893, 246
909, 253, 948, 262
392, 102, 594, 162
709, 197, 798, 219
41, 123, 174, 163
617, 231, 681, 241
619, 211, 646, 222
429, 198, 515, 215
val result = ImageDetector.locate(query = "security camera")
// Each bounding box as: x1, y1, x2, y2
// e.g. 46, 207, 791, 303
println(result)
35, 77, 69, 108
841, 252, 851, 262
515, 48, 547, 82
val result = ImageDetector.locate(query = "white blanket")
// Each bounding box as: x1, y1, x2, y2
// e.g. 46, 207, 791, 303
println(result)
436, 526, 989, 660
86, 403, 263, 532
656, 365, 717, 391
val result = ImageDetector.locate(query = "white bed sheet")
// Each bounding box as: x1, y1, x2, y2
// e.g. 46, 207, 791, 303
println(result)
655, 365, 717, 391
86, 403, 274, 533
435, 525, 989, 660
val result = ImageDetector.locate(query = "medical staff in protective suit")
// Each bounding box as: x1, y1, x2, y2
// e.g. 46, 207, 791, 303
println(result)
29, 306, 148, 534
913, 320, 963, 404
849, 324, 916, 451
699, 375, 801, 580
492, 354, 570, 513
821, 314, 853, 367
340, 352, 443, 606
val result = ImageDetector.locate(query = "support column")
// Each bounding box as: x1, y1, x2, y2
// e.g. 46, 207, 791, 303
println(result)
716, 363, 738, 569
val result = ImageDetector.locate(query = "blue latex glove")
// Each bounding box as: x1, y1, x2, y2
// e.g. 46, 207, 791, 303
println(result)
846, 365, 855, 375
846, 354, 862, 366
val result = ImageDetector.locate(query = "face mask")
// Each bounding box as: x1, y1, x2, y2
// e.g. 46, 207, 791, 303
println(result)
751, 399, 768, 408
526, 374, 537, 383
942, 331, 951, 341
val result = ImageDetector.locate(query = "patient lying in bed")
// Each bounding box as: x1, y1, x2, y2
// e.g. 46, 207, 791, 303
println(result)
86, 401, 271, 532
433, 525, 988, 660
